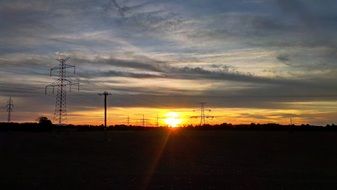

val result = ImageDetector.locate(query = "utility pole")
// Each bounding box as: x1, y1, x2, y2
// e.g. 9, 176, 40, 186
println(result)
45, 56, 79, 125
5, 97, 14, 122
190, 102, 214, 126
98, 91, 112, 128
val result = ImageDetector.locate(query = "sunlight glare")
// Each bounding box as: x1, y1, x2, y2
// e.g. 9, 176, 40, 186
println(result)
164, 112, 182, 127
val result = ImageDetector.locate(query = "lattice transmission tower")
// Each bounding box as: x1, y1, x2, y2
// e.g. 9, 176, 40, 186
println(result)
5, 96, 14, 122
45, 56, 79, 125
134, 114, 148, 127
190, 102, 214, 126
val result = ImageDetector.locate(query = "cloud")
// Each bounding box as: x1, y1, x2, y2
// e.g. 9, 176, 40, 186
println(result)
70, 55, 312, 88
276, 54, 290, 63
1, 0, 337, 124
103, 0, 185, 34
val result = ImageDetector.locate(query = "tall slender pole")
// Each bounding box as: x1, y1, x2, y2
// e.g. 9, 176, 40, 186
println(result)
98, 91, 112, 128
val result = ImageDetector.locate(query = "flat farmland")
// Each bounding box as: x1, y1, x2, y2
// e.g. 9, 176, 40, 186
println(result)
0, 130, 336, 190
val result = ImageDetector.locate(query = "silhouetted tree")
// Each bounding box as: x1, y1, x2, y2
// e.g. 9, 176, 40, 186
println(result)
38, 116, 52, 127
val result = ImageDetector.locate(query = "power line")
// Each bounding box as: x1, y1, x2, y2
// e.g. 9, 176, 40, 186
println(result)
98, 91, 112, 128
5, 96, 14, 122
45, 56, 79, 125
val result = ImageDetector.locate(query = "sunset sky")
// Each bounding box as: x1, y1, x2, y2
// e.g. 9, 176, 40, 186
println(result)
1, 0, 337, 126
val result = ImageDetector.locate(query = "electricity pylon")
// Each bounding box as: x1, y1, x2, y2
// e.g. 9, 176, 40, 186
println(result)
5, 96, 14, 122
135, 114, 148, 127
190, 102, 214, 126
155, 113, 166, 127
98, 91, 112, 128
45, 56, 79, 125
141, 114, 145, 127
127, 115, 130, 126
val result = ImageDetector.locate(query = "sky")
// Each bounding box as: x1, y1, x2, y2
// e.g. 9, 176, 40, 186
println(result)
1, 0, 337, 126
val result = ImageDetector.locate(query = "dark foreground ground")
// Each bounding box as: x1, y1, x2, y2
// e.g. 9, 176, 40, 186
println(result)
0, 130, 336, 190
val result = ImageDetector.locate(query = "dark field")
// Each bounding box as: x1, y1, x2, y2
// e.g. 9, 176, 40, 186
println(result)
1, 130, 336, 190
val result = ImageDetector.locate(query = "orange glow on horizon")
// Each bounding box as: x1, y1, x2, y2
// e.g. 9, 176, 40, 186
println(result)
26, 102, 337, 126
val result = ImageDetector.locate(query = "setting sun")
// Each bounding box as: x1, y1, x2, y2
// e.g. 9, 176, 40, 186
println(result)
164, 112, 182, 127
